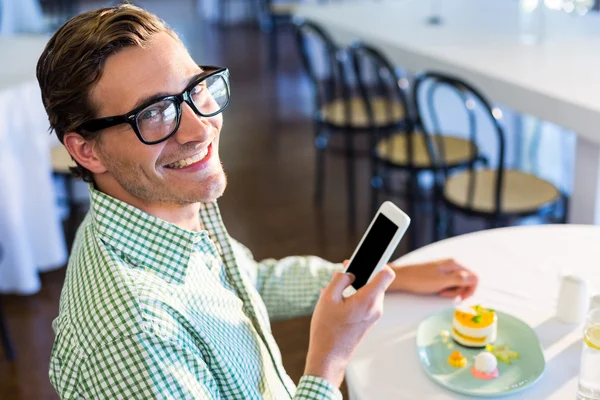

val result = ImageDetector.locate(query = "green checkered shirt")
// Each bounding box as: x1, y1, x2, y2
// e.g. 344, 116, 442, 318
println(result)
49, 186, 343, 399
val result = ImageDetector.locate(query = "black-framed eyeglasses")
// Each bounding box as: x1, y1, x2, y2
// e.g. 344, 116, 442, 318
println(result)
76, 66, 230, 145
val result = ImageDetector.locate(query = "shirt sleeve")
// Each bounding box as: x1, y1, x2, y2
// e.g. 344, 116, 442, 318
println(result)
230, 239, 344, 321
76, 332, 221, 399
294, 375, 343, 400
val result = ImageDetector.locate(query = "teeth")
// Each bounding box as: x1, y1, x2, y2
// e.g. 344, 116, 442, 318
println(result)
167, 147, 209, 169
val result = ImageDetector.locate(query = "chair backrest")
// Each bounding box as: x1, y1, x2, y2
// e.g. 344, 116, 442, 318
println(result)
413, 72, 506, 213
293, 18, 351, 120
347, 42, 410, 156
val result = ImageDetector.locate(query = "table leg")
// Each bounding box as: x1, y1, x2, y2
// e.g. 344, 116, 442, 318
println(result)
569, 135, 600, 224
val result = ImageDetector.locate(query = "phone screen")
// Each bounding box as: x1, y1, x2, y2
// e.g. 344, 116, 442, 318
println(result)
346, 213, 399, 290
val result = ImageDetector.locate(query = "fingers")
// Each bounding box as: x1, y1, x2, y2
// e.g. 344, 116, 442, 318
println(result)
440, 271, 478, 299
324, 271, 355, 301
449, 270, 477, 287
356, 265, 396, 299
439, 287, 463, 298
460, 276, 478, 299
436, 259, 461, 273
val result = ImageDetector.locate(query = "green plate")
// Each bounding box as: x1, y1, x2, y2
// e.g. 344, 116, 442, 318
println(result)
416, 308, 545, 398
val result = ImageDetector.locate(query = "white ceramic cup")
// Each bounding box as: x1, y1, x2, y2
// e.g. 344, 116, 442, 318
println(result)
589, 293, 600, 312
556, 274, 589, 324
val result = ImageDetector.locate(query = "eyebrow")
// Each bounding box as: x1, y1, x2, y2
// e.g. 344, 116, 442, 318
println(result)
130, 71, 205, 110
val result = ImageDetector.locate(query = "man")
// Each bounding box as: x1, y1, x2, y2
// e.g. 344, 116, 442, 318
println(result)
37, 5, 478, 399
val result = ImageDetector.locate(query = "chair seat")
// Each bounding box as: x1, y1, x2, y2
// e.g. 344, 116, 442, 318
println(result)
320, 97, 405, 128
51, 146, 76, 175
444, 169, 561, 214
376, 133, 475, 168
270, 3, 298, 15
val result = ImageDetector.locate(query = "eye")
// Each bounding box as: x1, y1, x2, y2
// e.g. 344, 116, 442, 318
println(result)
191, 82, 205, 99
139, 108, 160, 121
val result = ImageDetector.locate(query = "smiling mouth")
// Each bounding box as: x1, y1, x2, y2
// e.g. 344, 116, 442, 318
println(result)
165, 145, 211, 169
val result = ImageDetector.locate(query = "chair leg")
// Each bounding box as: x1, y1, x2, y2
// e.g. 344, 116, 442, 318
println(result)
65, 175, 80, 244
561, 195, 569, 224
487, 217, 503, 230
314, 126, 326, 207
447, 209, 456, 237
0, 297, 15, 360
219, 0, 226, 26
432, 185, 442, 242
345, 132, 357, 232
407, 172, 419, 251
370, 152, 382, 218
370, 175, 380, 219
269, 20, 278, 72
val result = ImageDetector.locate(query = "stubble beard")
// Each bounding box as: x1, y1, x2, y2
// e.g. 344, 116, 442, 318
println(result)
104, 154, 228, 206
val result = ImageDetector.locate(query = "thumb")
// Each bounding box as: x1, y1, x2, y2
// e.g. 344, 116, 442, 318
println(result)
360, 265, 396, 295
324, 271, 355, 301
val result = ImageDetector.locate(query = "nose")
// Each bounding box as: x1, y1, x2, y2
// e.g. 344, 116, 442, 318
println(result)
172, 101, 213, 145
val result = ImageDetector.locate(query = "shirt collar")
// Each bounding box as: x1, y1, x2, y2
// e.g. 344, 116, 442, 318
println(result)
88, 185, 222, 284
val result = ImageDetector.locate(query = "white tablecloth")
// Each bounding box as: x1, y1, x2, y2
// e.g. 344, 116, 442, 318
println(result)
0, 35, 67, 294
346, 225, 600, 399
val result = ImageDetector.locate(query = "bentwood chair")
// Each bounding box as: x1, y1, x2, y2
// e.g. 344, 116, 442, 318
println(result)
0, 244, 15, 360
262, 0, 328, 71
39, 0, 79, 30
51, 146, 78, 214
261, 0, 296, 71
294, 20, 408, 231
413, 72, 567, 236
348, 43, 481, 248
51, 146, 81, 241
218, 0, 258, 26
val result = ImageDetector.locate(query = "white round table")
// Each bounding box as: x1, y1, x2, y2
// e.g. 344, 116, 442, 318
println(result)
346, 225, 600, 400
0, 35, 67, 294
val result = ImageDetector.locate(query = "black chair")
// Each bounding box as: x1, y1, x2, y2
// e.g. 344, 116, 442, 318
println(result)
51, 146, 82, 241
39, 0, 79, 30
262, 0, 328, 72
348, 43, 481, 248
219, 0, 259, 27
413, 72, 567, 235
294, 20, 408, 231
260, 0, 294, 71
0, 245, 15, 360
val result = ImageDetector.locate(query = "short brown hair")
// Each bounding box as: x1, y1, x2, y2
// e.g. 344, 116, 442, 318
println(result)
37, 4, 179, 182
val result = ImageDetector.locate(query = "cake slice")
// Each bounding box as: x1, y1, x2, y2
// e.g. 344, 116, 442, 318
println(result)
451, 305, 497, 348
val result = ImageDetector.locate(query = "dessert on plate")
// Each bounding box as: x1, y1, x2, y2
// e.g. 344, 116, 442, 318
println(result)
486, 344, 520, 364
471, 351, 499, 380
451, 305, 497, 348
447, 351, 467, 368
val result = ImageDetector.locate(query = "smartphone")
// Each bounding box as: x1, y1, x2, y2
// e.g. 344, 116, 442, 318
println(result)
342, 201, 411, 297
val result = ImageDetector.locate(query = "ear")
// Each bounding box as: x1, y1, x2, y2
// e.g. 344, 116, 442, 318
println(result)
63, 132, 107, 175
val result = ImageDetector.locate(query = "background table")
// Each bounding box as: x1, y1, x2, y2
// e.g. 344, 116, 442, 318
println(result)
346, 225, 600, 399
295, 0, 600, 225
0, 36, 67, 294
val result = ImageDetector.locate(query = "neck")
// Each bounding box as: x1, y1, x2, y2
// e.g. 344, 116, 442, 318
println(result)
94, 180, 203, 232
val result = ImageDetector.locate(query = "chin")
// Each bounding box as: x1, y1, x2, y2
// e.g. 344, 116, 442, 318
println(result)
195, 173, 227, 203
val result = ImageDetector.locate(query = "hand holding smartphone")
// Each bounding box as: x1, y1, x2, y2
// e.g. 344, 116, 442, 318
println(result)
342, 201, 411, 297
